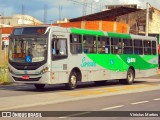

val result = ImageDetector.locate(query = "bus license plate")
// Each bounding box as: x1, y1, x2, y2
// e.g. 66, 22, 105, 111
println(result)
22, 76, 30, 80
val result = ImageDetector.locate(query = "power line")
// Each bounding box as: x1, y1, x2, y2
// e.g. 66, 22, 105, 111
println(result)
68, 0, 104, 14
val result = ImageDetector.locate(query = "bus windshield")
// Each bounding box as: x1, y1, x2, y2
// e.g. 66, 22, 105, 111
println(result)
9, 36, 47, 63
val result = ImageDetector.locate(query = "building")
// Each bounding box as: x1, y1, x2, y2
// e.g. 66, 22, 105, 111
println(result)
116, 7, 160, 36
0, 14, 43, 26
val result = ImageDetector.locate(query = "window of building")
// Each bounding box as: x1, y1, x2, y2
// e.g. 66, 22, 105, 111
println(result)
152, 41, 157, 55
70, 34, 82, 54
123, 39, 133, 54
134, 39, 143, 55
98, 36, 110, 54
83, 35, 96, 53
144, 40, 151, 55
111, 37, 122, 54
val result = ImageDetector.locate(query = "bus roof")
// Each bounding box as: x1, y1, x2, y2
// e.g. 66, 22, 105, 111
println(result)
12, 26, 157, 41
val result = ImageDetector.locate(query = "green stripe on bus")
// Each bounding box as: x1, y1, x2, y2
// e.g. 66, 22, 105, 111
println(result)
86, 54, 158, 72
119, 55, 158, 70
107, 32, 131, 39
70, 28, 105, 36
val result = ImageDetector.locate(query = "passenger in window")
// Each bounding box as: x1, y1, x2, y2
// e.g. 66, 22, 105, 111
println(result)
93, 40, 97, 53
83, 40, 88, 53
28, 42, 46, 57
28, 42, 37, 57
116, 42, 122, 54
105, 45, 110, 54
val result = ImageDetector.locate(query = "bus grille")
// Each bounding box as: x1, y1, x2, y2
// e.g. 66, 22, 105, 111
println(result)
9, 61, 46, 70
13, 76, 41, 81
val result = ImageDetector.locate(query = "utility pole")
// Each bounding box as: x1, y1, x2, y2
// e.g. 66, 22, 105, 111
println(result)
44, 5, 47, 24
59, 5, 62, 22
21, 4, 25, 25
82, 0, 87, 16
145, 2, 149, 36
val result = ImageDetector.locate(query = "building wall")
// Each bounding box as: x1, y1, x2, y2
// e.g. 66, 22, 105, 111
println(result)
116, 9, 146, 34
54, 21, 130, 34
149, 8, 160, 33
116, 8, 160, 34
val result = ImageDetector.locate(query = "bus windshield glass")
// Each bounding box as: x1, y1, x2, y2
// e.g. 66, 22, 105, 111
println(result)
9, 36, 47, 63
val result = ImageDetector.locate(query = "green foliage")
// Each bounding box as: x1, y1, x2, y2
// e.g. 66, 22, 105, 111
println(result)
0, 64, 10, 85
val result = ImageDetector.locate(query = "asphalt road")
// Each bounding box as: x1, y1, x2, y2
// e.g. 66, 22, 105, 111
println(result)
0, 75, 160, 120
0, 74, 160, 98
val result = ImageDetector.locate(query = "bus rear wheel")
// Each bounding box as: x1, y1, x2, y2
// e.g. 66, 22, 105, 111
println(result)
65, 71, 77, 90
34, 84, 45, 90
119, 69, 134, 85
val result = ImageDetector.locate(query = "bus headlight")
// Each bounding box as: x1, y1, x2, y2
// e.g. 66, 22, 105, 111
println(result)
41, 67, 49, 74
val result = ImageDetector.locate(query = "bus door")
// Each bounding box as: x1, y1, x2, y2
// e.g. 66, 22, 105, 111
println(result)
51, 34, 68, 84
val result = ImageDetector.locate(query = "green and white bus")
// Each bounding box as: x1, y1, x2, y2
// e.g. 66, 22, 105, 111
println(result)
8, 26, 158, 90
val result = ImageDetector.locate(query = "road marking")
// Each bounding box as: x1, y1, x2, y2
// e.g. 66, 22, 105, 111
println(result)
131, 101, 149, 105
67, 84, 160, 97
101, 105, 124, 111
58, 111, 91, 118
153, 98, 160, 101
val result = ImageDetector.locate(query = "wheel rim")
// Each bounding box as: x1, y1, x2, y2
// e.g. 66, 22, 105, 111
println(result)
70, 75, 77, 87
128, 72, 133, 82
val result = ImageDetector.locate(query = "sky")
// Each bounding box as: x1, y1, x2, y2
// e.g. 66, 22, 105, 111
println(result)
0, 0, 160, 23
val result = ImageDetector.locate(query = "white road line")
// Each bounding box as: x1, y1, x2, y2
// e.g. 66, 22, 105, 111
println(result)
131, 101, 149, 105
101, 105, 124, 111
153, 98, 160, 101
58, 111, 91, 119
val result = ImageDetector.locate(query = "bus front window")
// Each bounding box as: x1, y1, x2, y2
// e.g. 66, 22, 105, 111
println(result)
9, 37, 47, 63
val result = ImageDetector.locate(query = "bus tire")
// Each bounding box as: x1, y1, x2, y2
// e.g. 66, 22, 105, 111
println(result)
34, 84, 45, 90
119, 69, 134, 85
65, 71, 77, 90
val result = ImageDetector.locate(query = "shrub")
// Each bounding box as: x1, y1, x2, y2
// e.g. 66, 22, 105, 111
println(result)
0, 64, 10, 85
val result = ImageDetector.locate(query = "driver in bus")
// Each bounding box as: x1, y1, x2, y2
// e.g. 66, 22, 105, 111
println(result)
28, 41, 47, 59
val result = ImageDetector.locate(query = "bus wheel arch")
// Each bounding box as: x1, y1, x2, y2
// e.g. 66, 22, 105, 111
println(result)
119, 67, 135, 85
65, 67, 82, 90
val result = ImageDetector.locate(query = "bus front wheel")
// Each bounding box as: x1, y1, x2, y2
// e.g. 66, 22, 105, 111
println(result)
34, 84, 45, 90
65, 71, 77, 90
119, 69, 134, 85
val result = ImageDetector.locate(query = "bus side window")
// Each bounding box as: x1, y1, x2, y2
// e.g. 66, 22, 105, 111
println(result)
70, 34, 82, 54
134, 39, 143, 55
123, 39, 133, 54
52, 37, 68, 60
152, 41, 157, 55
83, 35, 96, 54
111, 37, 122, 54
98, 36, 110, 54
57, 39, 67, 55
144, 40, 151, 55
